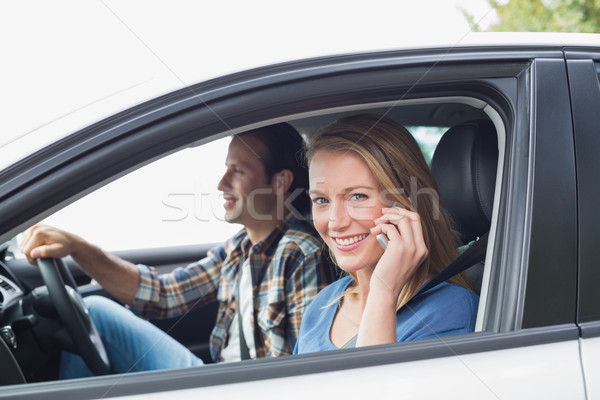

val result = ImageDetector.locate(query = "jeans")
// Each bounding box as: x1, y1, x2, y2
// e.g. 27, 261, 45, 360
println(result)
60, 295, 205, 379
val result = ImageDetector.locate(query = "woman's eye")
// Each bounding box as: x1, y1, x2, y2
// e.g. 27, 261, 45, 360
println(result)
312, 197, 328, 205
350, 193, 368, 201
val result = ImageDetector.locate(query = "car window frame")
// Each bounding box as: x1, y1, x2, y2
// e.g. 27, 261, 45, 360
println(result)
565, 50, 600, 328
519, 57, 578, 329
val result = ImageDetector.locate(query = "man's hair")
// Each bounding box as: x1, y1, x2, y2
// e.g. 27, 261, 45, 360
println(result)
239, 122, 310, 216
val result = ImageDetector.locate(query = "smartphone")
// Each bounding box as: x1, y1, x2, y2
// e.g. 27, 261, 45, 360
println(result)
377, 202, 399, 250
376, 233, 388, 250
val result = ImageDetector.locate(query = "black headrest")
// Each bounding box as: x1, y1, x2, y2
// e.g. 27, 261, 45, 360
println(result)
431, 120, 498, 243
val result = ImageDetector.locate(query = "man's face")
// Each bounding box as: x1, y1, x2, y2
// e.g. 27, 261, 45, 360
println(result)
217, 135, 278, 229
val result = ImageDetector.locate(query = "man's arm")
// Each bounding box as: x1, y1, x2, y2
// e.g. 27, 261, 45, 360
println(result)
130, 247, 224, 319
20, 224, 140, 304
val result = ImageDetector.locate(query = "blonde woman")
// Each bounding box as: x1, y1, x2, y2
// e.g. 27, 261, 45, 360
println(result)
294, 114, 478, 352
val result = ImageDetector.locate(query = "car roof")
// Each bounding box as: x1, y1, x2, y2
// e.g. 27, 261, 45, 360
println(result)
2, 27, 599, 171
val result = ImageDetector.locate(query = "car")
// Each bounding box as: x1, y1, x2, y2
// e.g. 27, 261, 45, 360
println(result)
1, 31, 600, 399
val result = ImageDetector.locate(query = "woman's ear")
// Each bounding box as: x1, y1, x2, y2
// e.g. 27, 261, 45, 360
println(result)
273, 169, 294, 195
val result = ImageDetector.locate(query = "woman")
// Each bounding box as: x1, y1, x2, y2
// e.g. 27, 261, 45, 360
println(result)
294, 114, 479, 352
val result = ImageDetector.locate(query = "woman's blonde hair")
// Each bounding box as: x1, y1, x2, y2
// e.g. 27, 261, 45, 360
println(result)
306, 114, 471, 310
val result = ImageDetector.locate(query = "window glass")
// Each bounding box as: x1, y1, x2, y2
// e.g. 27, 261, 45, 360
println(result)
409, 126, 447, 164
38, 123, 446, 252
41, 137, 241, 251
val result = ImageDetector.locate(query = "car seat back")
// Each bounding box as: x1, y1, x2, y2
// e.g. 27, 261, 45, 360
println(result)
430, 119, 499, 294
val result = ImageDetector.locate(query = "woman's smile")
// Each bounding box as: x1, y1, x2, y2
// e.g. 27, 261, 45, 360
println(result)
331, 233, 369, 251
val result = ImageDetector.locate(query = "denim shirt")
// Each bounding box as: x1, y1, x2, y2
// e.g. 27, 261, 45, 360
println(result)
294, 276, 478, 354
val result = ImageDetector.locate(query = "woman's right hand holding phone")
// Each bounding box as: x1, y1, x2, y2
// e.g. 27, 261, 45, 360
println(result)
356, 205, 429, 347
369, 206, 429, 303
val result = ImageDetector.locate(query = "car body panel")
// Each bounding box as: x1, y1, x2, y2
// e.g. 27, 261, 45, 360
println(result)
0, 326, 583, 399
580, 326, 600, 400
127, 340, 585, 400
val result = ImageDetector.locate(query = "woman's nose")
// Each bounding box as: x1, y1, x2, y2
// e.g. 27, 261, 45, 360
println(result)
328, 201, 350, 231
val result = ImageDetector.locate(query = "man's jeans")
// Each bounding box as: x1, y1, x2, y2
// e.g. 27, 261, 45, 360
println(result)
60, 295, 205, 379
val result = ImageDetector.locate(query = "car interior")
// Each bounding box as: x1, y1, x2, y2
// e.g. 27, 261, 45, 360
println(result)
0, 97, 503, 385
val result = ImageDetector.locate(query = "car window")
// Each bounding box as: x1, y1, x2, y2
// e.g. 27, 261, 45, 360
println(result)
37, 127, 444, 252
40, 136, 241, 251
409, 126, 447, 164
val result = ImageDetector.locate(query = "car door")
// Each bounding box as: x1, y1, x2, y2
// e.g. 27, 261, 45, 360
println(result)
0, 45, 587, 399
566, 49, 600, 400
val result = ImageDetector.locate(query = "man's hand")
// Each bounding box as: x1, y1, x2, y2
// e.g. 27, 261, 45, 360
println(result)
20, 223, 141, 305
20, 224, 84, 265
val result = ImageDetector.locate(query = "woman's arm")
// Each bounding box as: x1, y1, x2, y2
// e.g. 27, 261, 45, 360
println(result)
356, 207, 428, 347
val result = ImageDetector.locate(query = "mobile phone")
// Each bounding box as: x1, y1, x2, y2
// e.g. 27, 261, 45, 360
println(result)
376, 233, 388, 250
377, 202, 399, 250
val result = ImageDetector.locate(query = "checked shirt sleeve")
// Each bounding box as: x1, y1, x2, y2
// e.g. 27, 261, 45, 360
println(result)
282, 241, 335, 352
129, 246, 225, 320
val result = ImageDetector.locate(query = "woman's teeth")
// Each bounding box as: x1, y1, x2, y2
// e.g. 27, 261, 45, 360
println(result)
335, 233, 367, 246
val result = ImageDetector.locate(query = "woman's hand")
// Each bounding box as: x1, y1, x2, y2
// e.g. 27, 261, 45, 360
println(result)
355, 206, 429, 348
369, 206, 429, 300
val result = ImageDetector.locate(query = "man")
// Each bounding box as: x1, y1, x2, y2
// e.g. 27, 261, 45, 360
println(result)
20, 122, 335, 377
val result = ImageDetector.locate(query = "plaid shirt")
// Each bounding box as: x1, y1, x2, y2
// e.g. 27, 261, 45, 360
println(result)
130, 215, 335, 362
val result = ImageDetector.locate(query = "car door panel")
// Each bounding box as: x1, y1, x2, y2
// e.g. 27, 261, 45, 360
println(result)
0, 326, 584, 399
580, 322, 600, 400
163, 340, 585, 400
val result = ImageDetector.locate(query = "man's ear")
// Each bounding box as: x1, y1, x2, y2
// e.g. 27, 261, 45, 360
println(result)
273, 169, 293, 195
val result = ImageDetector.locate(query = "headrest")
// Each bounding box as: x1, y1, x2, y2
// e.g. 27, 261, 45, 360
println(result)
431, 120, 498, 243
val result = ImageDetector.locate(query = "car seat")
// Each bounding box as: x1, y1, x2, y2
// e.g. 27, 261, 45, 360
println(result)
430, 119, 499, 294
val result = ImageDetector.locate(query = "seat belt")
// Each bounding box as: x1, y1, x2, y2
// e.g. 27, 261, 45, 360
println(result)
235, 259, 251, 360
236, 278, 252, 360
416, 231, 489, 296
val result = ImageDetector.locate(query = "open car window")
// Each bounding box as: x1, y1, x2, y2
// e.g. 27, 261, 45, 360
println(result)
33, 116, 452, 253
3, 95, 508, 386
38, 137, 240, 252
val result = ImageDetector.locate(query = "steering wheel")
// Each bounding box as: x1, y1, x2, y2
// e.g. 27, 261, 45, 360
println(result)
38, 258, 110, 375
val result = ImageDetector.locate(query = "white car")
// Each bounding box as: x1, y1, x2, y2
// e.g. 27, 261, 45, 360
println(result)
1, 22, 600, 399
